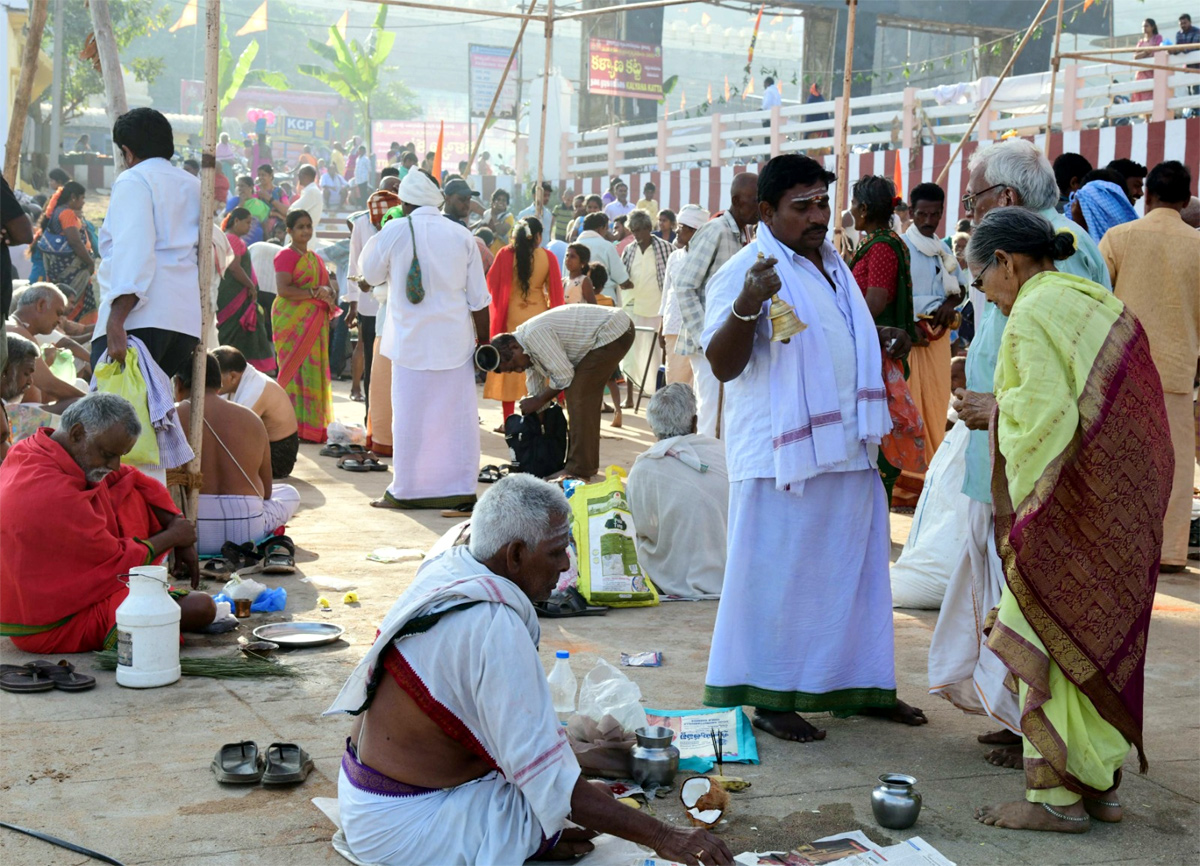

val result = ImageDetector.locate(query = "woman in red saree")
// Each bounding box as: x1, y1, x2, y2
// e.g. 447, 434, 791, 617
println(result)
217, 208, 276, 374
273, 211, 338, 443
967, 208, 1172, 834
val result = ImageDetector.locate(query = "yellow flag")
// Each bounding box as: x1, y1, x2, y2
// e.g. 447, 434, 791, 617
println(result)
707, 84, 713, 103
770, 13, 783, 25
327, 9, 349, 46
745, 77, 755, 97
168, 0, 197, 33
700, 12, 711, 27
236, 1, 268, 36
680, 89, 687, 112
724, 76, 730, 101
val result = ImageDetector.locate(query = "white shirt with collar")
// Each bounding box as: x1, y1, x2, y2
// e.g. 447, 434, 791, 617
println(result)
93, 157, 201, 340
761, 85, 783, 111
360, 205, 490, 371
288, 182, 324, 230
348, 214, 380, 317
604, 200, 634, 220
574, 230, 630, 305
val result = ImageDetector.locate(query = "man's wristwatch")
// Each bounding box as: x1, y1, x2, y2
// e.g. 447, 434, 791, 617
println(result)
730, 297, 762, 322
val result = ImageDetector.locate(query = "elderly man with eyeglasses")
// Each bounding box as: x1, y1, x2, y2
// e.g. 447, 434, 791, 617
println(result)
929, 138, 1111, 769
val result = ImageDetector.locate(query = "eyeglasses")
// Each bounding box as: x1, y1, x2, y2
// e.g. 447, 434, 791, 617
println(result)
970, 257, 996, 291
961, 184, 1005, 214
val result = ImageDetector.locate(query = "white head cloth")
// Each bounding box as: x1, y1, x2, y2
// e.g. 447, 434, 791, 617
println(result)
398, 169, 444, 208
677, 204, 711, 230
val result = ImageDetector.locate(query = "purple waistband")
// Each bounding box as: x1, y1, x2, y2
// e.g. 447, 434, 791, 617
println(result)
342, 738, 444, 799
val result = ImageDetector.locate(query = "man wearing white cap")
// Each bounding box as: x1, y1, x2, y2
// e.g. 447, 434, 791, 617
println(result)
659, 204, 710, 386
360, 169, 491, 510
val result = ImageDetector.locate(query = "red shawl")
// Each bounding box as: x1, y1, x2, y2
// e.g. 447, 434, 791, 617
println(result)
0, 429, 180, 634
487, 246, 564, 338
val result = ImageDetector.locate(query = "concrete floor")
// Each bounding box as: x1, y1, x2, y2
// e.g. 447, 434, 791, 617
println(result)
2, 382, 1197, 866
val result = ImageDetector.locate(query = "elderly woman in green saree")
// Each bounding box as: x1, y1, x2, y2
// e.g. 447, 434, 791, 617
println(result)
273, 210, 339, 443
217, 207, 275, 375
965, 207, 1173, 834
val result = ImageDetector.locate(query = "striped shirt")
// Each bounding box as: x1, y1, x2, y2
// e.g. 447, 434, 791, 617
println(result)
672, 209, 754, 355
516, 305, 633, 393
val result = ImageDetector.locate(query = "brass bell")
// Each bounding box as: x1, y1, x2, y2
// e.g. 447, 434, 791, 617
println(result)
769, 294, 806, 343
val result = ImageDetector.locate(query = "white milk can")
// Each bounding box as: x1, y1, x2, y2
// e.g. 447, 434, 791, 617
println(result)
114, 566, 181, 688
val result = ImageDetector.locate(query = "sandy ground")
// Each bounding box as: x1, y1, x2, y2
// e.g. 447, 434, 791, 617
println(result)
1, 380, 1197, 866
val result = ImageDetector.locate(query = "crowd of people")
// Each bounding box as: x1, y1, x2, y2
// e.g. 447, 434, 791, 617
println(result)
1, 101, 1197, 864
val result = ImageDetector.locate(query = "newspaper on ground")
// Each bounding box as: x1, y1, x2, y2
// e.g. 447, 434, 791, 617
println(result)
732, 830, 955, 866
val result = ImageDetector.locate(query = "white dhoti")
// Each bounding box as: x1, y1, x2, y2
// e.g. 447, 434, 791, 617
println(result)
927, 498, 1020, 733
624, 314, 662, 396
387, 359, 480, 506
338, 760, 557, 866
689, 352, 722, 439
196, 486, 301, 556
704, 470, 897, 711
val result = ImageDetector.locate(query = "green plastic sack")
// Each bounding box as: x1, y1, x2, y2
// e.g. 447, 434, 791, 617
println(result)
48, 348, 76, 383
93, 344, 159, 466
570, 466, 659, 608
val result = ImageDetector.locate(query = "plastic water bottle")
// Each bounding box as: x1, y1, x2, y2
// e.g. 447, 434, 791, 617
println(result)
547, 650, 577, 715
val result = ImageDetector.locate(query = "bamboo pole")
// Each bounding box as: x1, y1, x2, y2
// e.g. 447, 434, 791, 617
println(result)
372, 0, 544, 23
935, 0, 1055, 186
89, 0, 130, 174
553, 0, 698, 22
536, 0, 554, 200
1042, 0, 1065, 153
3, 0, 48, 182
1064, 43, 1200, 56
49, 0, 64, 171
832, 0, 857, 250
185, 0, 221, 519
1057, 53, 1200, 73
468, 0, 537, 171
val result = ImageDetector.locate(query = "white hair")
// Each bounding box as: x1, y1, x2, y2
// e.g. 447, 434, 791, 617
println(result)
627, 208, 654, 232
646, 383, 697, 440
59, 392, 142, 440
12, 281, 67, 311
468, 474, 572, 561
968, 138, 1059, 213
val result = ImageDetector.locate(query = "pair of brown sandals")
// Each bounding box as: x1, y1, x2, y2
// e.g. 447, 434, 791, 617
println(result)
0, 659, 96, 693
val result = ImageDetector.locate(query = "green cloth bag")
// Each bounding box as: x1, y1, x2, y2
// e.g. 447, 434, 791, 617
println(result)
93, 344, 159, 466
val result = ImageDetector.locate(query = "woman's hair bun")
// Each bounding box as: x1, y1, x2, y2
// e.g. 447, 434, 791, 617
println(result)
1050, 227, 1077, 261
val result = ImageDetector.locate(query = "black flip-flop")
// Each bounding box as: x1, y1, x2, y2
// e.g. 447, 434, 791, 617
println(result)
24, 659, 96, 692
338, 455, 370, 472
200, 557, 237, 579
319, 443, 351, 457
258, 535, 296, 575
221, 541, 262, 571
361, 456, 387, 472
261, 742, 314, 785
534, 587, 608, 618
0, 667, 54, 693
212, 741, 264, 784
478, 465, 503, 483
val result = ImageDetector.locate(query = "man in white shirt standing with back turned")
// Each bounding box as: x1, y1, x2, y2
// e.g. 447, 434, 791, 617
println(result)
360, 169, 490, 512
91, 108, 201, 379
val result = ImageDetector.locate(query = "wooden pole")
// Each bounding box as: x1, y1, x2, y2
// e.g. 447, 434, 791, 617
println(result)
832, 0, 857, 251
185, 0, 220, 519
1042, 0, 1065, 153
49, 0, 64, 172
373, 0, 543, 23
468, 0, 537, 171
88, 0, 130, 174
3, 0, 49, 182
1056, 53, 1199, 74
935, 0, 1054, 186
536, 0, 554, 198
1065, 43, 1199, 56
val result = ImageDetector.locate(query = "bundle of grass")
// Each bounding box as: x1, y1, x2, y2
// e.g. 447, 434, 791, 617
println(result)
93, 650, 303, 680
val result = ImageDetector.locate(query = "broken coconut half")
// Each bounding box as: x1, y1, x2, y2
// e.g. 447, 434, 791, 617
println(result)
680, 776, 730, 828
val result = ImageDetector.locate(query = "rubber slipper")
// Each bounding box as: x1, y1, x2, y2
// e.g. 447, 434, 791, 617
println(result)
478, 465, 503, 483
200, 557, 237, 579
25, 659, 96, 692
319, 443, 350, 457
261, 742, 314, 785
534, 587, 608, 618
212, 741, 264, 784
258, 535, 296, 575
362, 456, 388, 472
338, 455, 370, 472
221, 541, 262, 570
0, 669, 55, 693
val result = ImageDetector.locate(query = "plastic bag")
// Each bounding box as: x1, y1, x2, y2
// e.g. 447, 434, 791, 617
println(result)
250, 586, 287, 612
570, 466, 659, 608
879, 357, 927, 473
577, 658, 648, 734
327, 421, 366, 446
93, 344, 159, 465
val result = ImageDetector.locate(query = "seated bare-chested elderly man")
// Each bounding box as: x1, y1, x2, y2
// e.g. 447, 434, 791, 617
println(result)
174, 354, 300, 558
325, 474, 733, 866
211, 345, 299, 478
2, 334, 80, 447
4, 283, 86, 404
0, 393, 214, 653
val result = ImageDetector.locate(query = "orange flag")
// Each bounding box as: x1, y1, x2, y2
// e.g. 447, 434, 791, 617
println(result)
724, 76, 730, 101
707, 84, 713, 103
893, 151, 904, 201
236, 1, 268, 36
431, 121, 445, 181
169, 0, 197, 33
745, 77, 755, 98
1083, 0, 1096, 9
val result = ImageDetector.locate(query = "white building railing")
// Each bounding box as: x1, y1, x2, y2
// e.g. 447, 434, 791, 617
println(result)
561, 51, 1200, 178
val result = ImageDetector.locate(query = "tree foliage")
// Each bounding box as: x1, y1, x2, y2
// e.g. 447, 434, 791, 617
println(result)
47, 0, 170, 121
217, 17, 289, 112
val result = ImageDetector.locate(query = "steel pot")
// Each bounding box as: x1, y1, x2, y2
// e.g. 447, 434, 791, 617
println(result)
631, 725, 679, 788
871, 773, 922, 829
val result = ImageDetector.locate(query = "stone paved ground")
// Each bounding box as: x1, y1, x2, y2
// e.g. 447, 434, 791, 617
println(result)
2, 382, 1197, 865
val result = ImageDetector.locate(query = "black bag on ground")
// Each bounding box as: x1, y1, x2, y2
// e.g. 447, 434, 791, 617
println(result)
504, 404, 568, 478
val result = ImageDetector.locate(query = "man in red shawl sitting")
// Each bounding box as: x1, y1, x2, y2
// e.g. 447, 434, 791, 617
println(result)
0, 393, 215, 653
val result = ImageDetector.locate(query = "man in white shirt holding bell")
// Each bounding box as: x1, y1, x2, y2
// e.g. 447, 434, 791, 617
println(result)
91, 108, 201, 378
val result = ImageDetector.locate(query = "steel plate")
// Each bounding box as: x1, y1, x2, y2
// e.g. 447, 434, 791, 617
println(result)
252, 621, 345, 647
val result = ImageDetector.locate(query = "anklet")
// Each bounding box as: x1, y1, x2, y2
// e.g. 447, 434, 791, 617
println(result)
1090, 799, 1121, 808
1041, 803, 1090, 823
